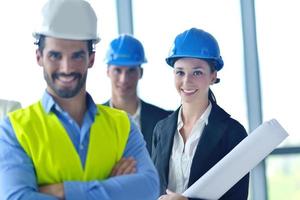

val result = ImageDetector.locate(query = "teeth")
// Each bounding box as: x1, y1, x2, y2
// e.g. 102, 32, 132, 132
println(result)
58, 76, 75, 83
182, 89, 197, 94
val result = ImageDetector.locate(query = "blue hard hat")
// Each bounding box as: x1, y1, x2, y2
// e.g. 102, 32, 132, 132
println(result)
105, 34, 147, 67
166, 28, 224, 71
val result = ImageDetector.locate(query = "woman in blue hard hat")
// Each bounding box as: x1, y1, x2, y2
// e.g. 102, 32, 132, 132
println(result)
152, 28, 249, 200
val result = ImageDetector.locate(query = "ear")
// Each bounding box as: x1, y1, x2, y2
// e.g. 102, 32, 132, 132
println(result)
139, 67, 143, 79
88, 53, 95, 69
36, 49, 43, 67
210, 71, 217, 85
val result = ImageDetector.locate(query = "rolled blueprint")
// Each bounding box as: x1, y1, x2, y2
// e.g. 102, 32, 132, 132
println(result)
182, 119, 289, 199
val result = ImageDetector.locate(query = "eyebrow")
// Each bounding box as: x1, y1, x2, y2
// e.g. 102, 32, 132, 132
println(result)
47, 49, 86, 55
73, 50, 86, 56
48, 50, 60, 55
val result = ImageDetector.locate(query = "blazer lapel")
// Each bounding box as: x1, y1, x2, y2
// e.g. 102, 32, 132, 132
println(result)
140, 101, 155, 148
188, 103, 230, 185
157, 110, 178, 191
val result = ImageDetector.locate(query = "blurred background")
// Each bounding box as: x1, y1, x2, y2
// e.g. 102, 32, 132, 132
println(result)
0, 0, 299, 199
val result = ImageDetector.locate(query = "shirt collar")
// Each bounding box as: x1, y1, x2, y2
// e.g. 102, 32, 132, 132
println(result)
131, 100, 141, 119
177, 101, 212, 129
41, 90, 98, 116
109, 99, 141, 117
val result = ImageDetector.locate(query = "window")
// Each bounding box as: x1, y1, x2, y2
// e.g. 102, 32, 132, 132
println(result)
266, 155, 300, 199
255, 0, 300, 146
256, 0, 300, 199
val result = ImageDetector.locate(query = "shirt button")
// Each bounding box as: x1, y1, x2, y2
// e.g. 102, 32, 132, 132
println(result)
80, 144, 84, 150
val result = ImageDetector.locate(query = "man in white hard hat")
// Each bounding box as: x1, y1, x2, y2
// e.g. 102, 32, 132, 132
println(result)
0, 0, 159, 199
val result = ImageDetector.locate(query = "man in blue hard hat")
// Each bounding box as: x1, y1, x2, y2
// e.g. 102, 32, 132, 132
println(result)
104, 34, 172, 154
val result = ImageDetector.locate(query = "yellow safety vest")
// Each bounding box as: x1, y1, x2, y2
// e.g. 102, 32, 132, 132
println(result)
9, 101, 130, 185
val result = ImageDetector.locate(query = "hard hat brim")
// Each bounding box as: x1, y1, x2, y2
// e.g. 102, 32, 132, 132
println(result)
106, 60, 147, 67
33, 32, 101, 44
166, 55, 223, 71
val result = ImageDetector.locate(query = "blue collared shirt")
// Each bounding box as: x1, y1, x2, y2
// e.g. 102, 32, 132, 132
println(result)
0, 91, 159, 200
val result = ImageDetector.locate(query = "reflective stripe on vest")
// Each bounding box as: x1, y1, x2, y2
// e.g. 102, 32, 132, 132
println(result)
9, 101, 130, 185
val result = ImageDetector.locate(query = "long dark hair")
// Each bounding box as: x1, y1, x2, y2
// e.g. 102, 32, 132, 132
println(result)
208, 89, 217, 103
207, 59, 218, 104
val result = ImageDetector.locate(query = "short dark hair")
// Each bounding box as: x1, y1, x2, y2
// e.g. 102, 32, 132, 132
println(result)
34, 34, 95, 55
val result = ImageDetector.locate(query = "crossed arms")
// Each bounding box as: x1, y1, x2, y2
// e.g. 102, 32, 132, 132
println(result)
0, 118, 159, 200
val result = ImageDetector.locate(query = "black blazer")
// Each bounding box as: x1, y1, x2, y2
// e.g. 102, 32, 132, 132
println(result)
152, 102, 249, 200
103, 100, 172, 154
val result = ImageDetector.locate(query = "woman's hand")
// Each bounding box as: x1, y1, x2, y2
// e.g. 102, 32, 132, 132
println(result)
158, 189, 188, 200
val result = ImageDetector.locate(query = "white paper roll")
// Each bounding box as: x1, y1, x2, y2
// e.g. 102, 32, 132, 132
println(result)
182, 119, 289, 199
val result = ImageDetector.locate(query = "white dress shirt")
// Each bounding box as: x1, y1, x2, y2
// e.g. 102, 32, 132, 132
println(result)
168, 102, 212, 193
109, 99, 141, 129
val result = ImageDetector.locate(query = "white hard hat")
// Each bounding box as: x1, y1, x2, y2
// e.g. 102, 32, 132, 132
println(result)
33, 0, 100, 43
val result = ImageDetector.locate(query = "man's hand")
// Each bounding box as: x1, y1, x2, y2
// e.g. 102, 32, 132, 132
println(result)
110, 156, 137, 176
39, 183, 64, 200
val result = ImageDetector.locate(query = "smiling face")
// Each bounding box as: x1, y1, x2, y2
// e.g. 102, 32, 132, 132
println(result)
107, 65, 142, 99
36, 37, 95, 99
174, 58, 217, 104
